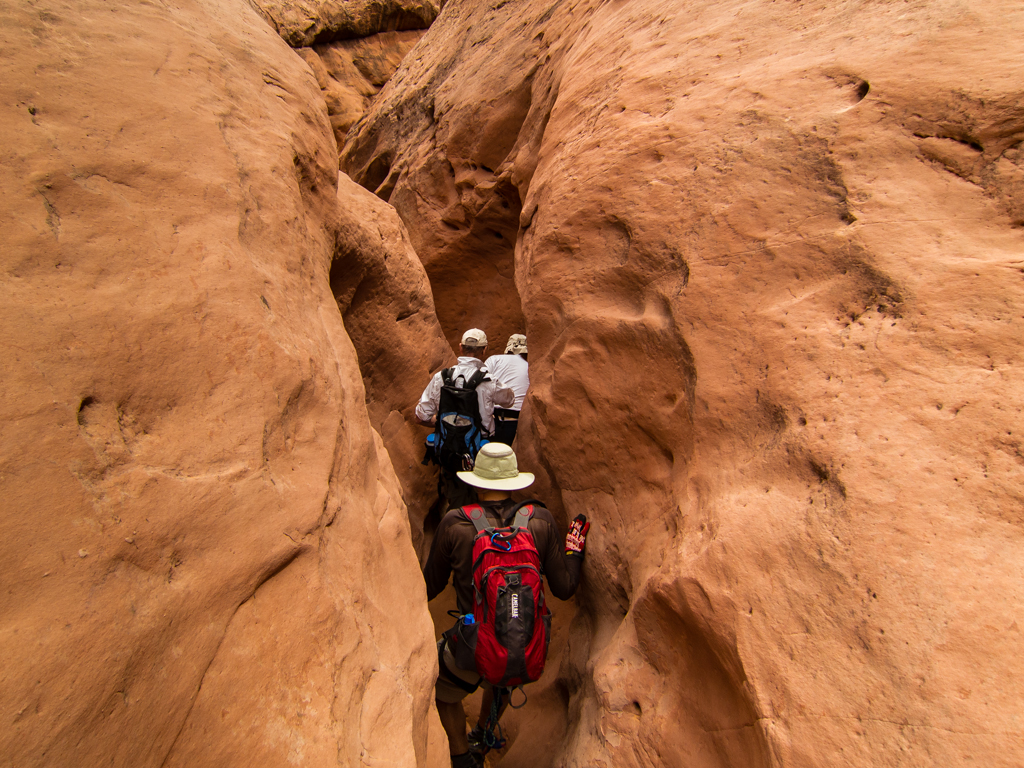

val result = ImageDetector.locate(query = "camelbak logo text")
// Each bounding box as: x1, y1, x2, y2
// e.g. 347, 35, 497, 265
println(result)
511, 593, 519, 618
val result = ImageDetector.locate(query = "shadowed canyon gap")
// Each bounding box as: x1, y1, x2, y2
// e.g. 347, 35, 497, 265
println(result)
2, 1, 1024, 768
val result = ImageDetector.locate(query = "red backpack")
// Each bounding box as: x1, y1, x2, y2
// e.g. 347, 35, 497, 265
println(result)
450, 501, 551, 687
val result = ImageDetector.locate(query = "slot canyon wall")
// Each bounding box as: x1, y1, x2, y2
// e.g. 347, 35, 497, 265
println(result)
0, 0, 449, 766
343, 0, 1024, 766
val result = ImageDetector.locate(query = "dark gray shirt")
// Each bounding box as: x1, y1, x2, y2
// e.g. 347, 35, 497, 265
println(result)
423, 498, 582, 614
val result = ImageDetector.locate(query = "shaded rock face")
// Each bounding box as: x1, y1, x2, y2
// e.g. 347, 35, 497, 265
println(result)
252, 0, 439, 47
341, 0, 539, 349
344, 0, 1024, 766
0, 1, 442, 766
256, 0, 437, 152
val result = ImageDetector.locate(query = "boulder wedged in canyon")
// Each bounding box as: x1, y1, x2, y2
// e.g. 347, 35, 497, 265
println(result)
0, 1, 441, 766
343, 0, 1024, 765
252, 0, 439, 47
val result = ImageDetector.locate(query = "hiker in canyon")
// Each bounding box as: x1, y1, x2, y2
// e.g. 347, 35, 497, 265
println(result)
417, 328, 515, 508
484, 334, 530, 446
423, 442, 590, 767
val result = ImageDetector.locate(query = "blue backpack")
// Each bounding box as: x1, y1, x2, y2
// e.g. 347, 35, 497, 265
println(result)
427, 367, 490, 472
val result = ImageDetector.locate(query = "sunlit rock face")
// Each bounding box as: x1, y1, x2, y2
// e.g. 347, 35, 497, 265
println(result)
343, 0, 1024, 765
0, 1, 441, 766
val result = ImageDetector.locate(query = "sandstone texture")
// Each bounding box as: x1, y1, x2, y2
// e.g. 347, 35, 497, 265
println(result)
257, 0, 438, 152
300, 32, 426, 160
343, 0, 1024, 766
332, 171, 454, 554
0, 1, 443, 766
252, 0, 439, 47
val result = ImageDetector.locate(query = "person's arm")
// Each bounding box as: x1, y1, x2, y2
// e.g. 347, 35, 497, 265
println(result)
422, 513, 455, 600
490, 379, 515, 409
536, 513, 582, 600
415, 372, 441, 426
482, 360, 516, 409
479, 376, 512, 411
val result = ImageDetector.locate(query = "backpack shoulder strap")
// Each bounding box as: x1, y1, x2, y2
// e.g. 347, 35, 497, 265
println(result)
510, 499, 545, 531
466, 368, 488, 389
462, 503, 490, 534
441, 367, 454, 386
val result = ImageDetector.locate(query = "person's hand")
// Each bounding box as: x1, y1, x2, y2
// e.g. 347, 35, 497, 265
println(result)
565, 514, 590, 557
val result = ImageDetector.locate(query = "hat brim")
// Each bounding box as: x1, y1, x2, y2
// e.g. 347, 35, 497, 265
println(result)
456, 471, 535, 491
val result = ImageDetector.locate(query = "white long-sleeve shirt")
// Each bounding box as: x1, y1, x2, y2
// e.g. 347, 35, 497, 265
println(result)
483, 354, 529, 411
415, 357, 514, 435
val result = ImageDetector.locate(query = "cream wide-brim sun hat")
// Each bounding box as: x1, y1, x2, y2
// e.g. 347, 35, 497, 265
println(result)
457, 442, 535, 491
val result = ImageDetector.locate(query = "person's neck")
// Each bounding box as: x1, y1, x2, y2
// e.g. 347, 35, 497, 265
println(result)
478, 490, 512, 502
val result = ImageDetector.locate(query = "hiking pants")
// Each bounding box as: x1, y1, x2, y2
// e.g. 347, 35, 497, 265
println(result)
492, 408, 520, 446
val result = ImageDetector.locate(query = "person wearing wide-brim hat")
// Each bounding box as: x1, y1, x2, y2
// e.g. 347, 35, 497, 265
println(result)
423, 443, 591, 768
455, 441, 535, 491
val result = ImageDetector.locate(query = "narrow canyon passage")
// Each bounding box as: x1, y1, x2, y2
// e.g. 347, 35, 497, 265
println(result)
328, 13, 775, 767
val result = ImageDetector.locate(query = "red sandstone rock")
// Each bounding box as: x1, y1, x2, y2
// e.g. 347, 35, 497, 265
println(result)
343, 0, 1024, 765
299, 31, 427, 155
256, 0, 433, 151
332, 171, 454, 554
0, 1, 442, 766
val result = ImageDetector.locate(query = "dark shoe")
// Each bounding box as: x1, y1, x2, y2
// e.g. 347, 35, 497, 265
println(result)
451, 751, 482, 768
469, 723, 507, 758
467, 726, 487, 761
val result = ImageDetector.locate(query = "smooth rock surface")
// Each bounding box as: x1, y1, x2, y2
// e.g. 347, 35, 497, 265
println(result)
343, 0, 1024, 765
0, 1, 440, 766
332, 171, 454, 554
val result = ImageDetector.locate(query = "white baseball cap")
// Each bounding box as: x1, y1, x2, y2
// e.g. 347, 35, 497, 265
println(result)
461, 328, 488, 347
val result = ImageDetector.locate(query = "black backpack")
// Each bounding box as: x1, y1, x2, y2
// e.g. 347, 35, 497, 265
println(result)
428, 367, 491, 472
